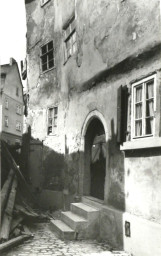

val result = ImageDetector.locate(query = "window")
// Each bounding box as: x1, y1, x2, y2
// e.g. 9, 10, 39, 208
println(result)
47, 106, 58, 135
5, 116, 8, 127
64, 16, 77, 63
16, 87, 19, 96
1, 73, 6, 84
5, 98, 9, 109
40, 41, 54, 72
132, 75, 156, 138
16, 121, 21, 132
41, 0, 50, 7
16, 105, 22, 115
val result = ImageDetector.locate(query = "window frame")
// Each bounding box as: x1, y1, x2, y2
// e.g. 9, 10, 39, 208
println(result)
41, 0, 51, 7
47, 106, 58, 135
40, 40, 55, 73
16, 121, 22, 132
63, 16, 77, 64
131, 74, 156, 140
5, 116, 9, 127
5, 98, 9, 109
16, 105, 22, 115
16, 87, 19, 96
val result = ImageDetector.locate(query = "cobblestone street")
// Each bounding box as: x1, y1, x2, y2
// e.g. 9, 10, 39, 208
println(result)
2, 223, 130, 256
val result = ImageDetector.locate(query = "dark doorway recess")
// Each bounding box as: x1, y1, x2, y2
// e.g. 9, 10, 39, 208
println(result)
85, 118, 106, 200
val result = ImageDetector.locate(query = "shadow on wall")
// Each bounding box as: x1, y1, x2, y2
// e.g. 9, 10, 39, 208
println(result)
108, 119, 125, 211
20, 127, 81, 210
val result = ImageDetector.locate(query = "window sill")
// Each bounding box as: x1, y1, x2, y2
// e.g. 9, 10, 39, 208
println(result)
41, 0, 51, 7
120, 137, 161, 151
40, 67, 56, 75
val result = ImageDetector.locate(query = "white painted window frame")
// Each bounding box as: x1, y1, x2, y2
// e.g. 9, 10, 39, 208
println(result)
47, 106, 58, 135
16, 121, 21, 132
16, 105, 22, 115
40, 40, 55, 73
63, 16, 77, 64
131, 74, 156, 140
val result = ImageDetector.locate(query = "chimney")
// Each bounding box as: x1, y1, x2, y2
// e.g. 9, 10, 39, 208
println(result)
10, 58, 16, 66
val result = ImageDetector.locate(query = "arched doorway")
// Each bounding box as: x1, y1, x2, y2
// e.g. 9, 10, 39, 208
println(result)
84, 118, 106, 200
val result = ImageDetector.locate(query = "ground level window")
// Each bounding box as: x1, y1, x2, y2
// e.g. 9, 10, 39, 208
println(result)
40, 41, 54, 72
132, 74, 156, 138
47, 106, 58, 135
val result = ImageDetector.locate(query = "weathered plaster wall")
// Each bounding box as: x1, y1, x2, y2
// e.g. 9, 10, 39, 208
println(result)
25, 0, 161, 243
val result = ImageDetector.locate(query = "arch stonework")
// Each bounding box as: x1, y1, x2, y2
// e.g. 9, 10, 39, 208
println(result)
80, 110, 108, 152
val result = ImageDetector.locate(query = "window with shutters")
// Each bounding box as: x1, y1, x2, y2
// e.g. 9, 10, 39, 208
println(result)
131, 75, 156, 139
47, 106, 58, 135
63, 16, 77, 63
40, 41, 55, 72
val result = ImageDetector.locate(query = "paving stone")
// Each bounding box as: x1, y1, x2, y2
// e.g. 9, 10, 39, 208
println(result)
1, 223, 130, 256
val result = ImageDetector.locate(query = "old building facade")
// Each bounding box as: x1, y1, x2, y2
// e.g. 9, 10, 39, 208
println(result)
0, 58, 24, 145
24, 0, 161, 255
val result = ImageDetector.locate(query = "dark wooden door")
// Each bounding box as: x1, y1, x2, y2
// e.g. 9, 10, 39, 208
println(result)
90, 134, 106, 200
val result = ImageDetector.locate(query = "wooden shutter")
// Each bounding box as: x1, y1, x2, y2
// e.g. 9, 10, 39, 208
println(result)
117, 85, 128, 143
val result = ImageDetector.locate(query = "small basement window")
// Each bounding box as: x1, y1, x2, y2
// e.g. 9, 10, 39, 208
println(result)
40, 41, 55, 72
132, 74, 156, 139
63, 16, 77, 63
47, 106, 58, 135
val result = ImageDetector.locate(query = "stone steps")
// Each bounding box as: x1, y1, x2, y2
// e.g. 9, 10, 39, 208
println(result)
50, 201, 100, 240
50, 220, 75, 240
71, 202, 99, 219
61, 211, 87, 231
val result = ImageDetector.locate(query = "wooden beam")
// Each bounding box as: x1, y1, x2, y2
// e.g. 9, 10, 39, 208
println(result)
1, 169, 14, 219
0, 234, 32, 253
0, 176, 18, 241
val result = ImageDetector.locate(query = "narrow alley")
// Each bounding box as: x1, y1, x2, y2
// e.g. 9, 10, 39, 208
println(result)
2, 223, 130, 256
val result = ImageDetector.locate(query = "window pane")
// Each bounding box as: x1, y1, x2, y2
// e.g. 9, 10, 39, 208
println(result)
135, 85, 142, 102
135, 120, 142, 136
41, 45, 47, 54
54, 116, 57, 127
66, 26, 70, 38
146, 100, 154, 117
41, 55, 47, 64
66, 39, 71, 50
135, 103, 142, 119
42, 63, 47, 72
146, 118, 153, 135
48, 118, 52, 125
67, 48, 71, 58
49, 60, 54, 69
146, 80, 154, 99
48, 126, 52, 134
71, 19, 75, 32
48, 108, 53, 117
48, 51, 54, 61
48, 41, 53, 50
54, 107, 58, 115
72, 32, 76, 43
